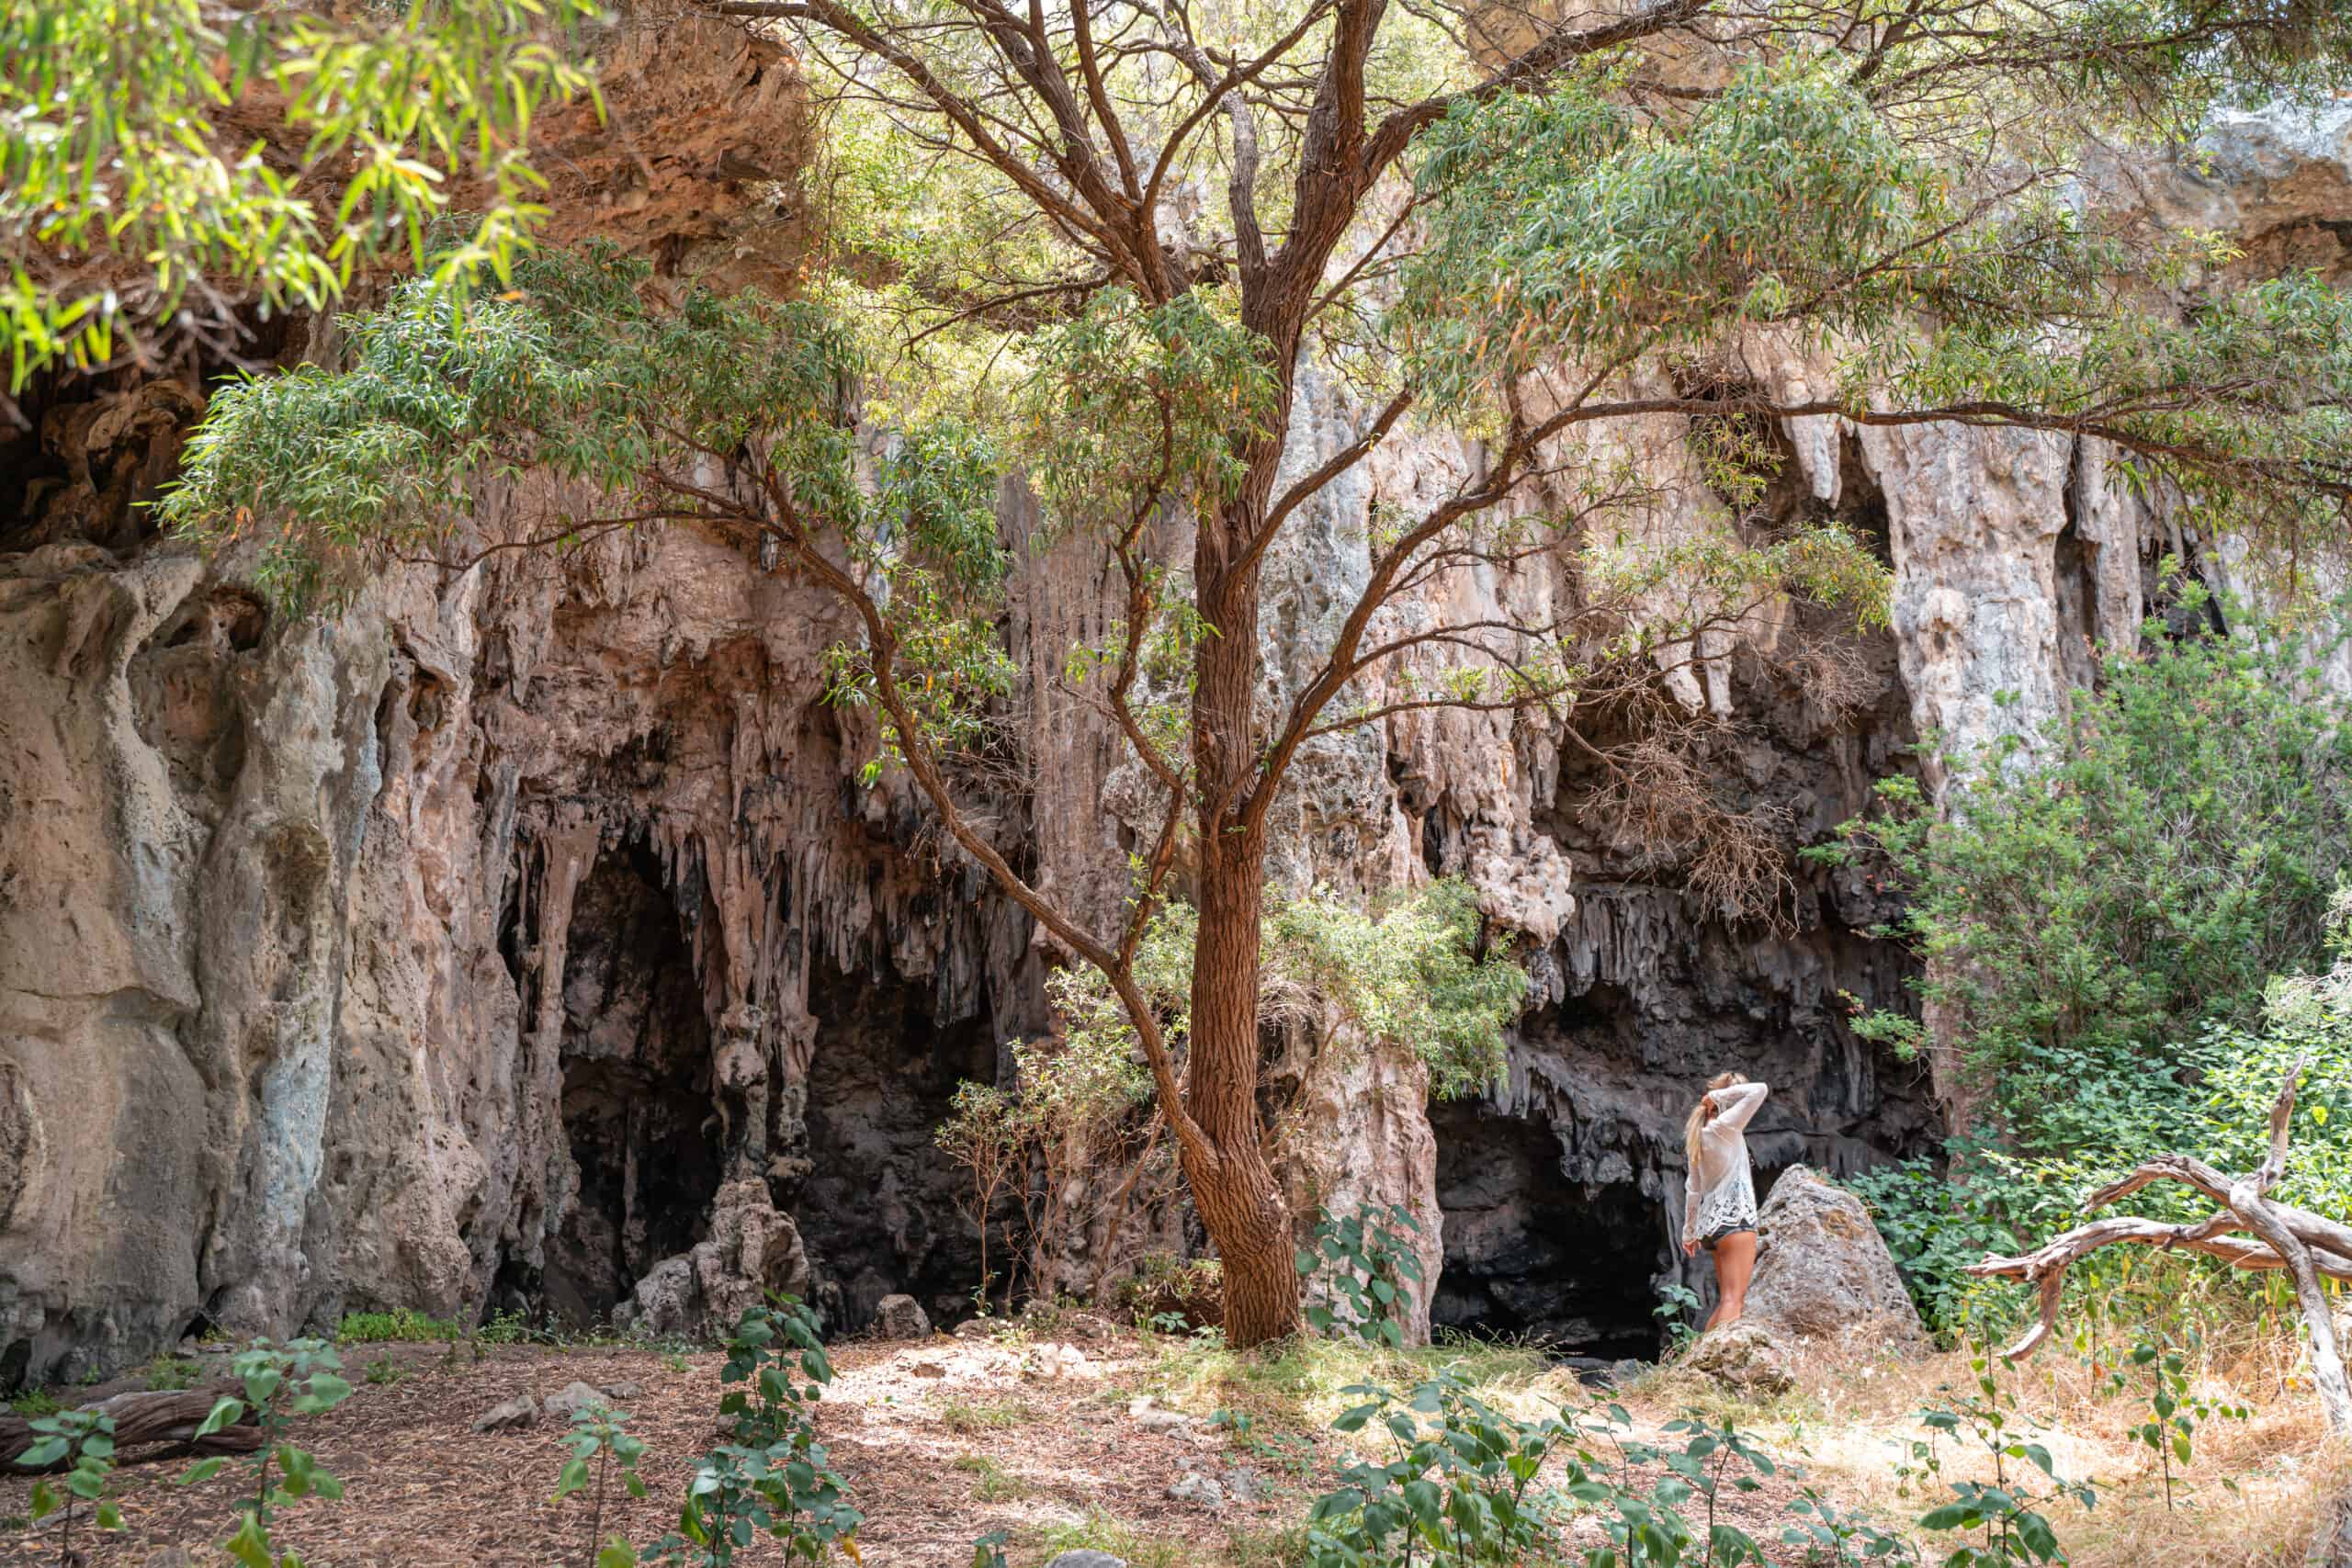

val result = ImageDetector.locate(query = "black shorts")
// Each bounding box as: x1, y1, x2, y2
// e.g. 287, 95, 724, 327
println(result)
1700, 1221, 1755, 1252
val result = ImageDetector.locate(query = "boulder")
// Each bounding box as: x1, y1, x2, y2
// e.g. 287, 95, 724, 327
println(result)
1744, 1165, 1928, 1351
545, 1381, 607, 1420
1046, 1554, 1129, 1568
612, 1180, 810, 1343
1167, 1470, 1226, 1508
873, 1293, 932, 1339
1681, 1323, 1794, 1396
471, 1393, 539, 1432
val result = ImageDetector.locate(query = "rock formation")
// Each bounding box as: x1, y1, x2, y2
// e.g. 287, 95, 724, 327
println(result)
1743, 1165, 1927, 1351
3, 85, 2343, 1382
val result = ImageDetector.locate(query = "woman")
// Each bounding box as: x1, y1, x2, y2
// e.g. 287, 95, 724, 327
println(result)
1679, 1071, 1769, 1333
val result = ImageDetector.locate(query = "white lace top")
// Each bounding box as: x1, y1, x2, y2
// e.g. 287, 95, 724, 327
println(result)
1680, 1080, 1769, 1242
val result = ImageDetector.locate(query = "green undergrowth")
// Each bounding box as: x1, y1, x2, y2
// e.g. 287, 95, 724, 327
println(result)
1142, 1330, 1558, 1438
1029, 1506, 1201, 1568
334, 1308, 468, 1344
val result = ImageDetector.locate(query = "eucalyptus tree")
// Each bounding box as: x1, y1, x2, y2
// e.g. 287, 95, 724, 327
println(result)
164, 0, 2352, 1343
0, 0, 600, 390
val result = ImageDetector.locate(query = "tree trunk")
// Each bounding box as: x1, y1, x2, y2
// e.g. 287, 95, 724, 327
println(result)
1184, 840, 1301, 1345
1182, 497, 1302, 1348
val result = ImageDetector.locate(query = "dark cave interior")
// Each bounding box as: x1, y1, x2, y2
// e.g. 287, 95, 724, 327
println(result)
790, 958, 998, 1333
1429, 1099, 1667, 1360
541, 839, 723, 1325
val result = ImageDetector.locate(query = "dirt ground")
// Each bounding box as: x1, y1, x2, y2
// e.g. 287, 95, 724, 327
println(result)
1, 1322, 2341, 1566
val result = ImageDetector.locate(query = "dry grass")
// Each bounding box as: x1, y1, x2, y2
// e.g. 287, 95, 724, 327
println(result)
1634, 1333, 2351, 1568
0, 1325, 2341, 1565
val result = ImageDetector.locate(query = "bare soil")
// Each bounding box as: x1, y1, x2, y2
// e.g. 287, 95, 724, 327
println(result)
0, 1325, 2336, 1566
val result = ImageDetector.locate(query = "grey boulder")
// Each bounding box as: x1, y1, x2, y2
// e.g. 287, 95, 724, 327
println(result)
873, 1292, 933, 1339
471, 1393, 539, 1432
1745, 1165, 1928, 1350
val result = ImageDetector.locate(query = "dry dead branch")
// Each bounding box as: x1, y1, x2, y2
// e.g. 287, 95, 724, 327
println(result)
1965, 1055, 2352, 1433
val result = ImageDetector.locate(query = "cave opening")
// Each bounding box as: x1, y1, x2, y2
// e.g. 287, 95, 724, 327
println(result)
542, 838, 724, 1325
1430, 1099, 1665, 1360
793, 958, 998, 1333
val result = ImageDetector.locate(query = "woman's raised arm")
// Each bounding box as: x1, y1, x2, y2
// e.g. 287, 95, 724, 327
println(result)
1712, 1079, 1770, 1131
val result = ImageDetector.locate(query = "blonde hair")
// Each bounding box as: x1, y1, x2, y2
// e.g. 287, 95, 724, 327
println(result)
1683, 1071, 1748, 1176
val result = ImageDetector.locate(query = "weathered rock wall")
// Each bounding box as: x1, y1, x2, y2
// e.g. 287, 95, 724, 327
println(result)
4, 97, 2345, 1381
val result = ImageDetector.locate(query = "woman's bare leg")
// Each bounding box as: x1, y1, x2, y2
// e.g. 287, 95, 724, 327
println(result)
1706, 1231, 1758, 1330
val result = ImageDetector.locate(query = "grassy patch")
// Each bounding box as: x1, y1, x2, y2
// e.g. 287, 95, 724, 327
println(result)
1032, 1506, 1200, 1568
951, 1453, 1033, 1503
1147, 1329, 1555, 1433
937, 1394, 1040, 1434
337, 1308, 467, 1344
1222, 1523, 1312, 1568
6, 1390, 61, 1417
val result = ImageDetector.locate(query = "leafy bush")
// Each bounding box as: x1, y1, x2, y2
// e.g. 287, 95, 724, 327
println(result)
19, 1408, 121, 1565
1298, 1204, 1426, 1349
1822, 582, 2352, 1140
2109, 1328, 2248, 1512
1302, 1371, 1784, 1568
180, 1338, 355, 1567
555, 1403, 648, 1568
1894, 1349, 2098, 1567
631, 1297, 862, 1566
1822, 594, 2352, 1332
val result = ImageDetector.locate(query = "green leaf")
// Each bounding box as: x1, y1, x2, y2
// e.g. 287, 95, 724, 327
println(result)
196, 1397, 246, 1437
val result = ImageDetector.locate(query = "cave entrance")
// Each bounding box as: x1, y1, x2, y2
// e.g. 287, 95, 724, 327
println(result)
543, 839, 724, 1325
795, 959, 997, 1332
1430, 1100, 1664, 1359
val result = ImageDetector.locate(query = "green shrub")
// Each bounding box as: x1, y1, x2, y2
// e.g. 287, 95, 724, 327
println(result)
1821, 591, 2352, 1333
336, 1308, 466, 1344
1897, 1348, 2098, 1566
179, 1338, 355, 1566
19, 1408, 122, 1566
1298, 1204, 1425, 1349
143, 1354, 199, 1392
1823, 582, 2352, 1141
629, 1296, 862, 1566
554, 1403, 648, 1568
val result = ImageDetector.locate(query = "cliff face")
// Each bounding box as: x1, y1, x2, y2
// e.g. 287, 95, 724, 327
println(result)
3, 102, 2344, 1382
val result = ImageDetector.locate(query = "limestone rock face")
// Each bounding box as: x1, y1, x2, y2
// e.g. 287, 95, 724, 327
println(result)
615, 1181, 812, 1343
1744, 1166, 1927, 1352
1, 89, 2335, 1381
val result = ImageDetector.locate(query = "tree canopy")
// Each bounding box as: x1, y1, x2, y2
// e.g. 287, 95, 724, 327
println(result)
153, 0, 2352, 1342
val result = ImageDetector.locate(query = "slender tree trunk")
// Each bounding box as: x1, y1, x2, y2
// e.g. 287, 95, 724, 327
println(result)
1183, 498, 1302, 1348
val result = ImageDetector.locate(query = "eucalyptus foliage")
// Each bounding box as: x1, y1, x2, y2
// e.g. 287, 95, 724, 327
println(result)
2, 0, 601, 387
